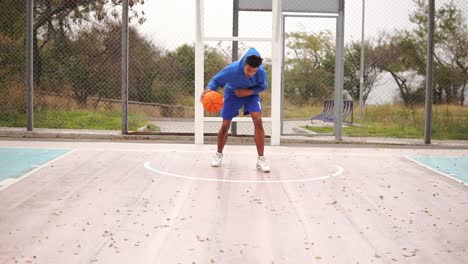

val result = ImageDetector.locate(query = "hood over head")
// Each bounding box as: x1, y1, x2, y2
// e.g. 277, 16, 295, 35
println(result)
239, 47, 262, 69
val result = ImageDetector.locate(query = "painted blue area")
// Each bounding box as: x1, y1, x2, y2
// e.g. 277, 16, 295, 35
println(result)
0, 148, 71, 182
412, 156, 468, 183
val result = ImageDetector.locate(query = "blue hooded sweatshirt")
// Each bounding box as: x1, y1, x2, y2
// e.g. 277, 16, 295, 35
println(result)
207, 48, 268, 97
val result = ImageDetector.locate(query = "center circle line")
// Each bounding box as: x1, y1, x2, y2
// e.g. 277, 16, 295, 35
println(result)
144, 161, 344, 183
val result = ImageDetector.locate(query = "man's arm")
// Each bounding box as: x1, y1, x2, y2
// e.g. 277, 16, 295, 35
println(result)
201, 66, 230, 101
252, 83, 267, 94
252, 70, 268, 94
235, 69, 268, 97
235, 89, 254, 97
234, 83, 265, 97
207, 66, 230, 91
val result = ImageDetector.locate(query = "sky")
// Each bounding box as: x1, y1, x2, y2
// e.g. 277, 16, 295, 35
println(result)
133, 0, 468, 54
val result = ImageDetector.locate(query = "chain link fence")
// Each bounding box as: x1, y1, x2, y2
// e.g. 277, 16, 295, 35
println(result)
0, 0, 26, 128
0, 0, 466, 144
340, 0, 468, 143
282, 0, 467, 144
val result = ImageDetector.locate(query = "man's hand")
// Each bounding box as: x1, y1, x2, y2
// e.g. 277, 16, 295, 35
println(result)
235, 89, 253, 97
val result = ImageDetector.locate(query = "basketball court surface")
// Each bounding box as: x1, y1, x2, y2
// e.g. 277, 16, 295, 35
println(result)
0, 140, 467, 263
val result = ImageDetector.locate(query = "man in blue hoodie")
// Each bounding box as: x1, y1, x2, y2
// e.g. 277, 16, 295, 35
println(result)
201, 47, 270, 172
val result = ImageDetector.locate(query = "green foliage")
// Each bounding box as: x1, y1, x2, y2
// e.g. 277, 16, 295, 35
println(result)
128, 26, 162, 103
158, 44, 195, 99
154, 86, 176, 117
375, 33, 427, 106
29, 0, 146, 87
38, 22, 166, 107
376, 0, 468, 105
0, 0, 25, 39
0, 0, 25, 89
284, 32, 383, 106
342, 41, 382, 102
204, 46, 229, 87
169, 44, 195, 95
284, 31, 334, 104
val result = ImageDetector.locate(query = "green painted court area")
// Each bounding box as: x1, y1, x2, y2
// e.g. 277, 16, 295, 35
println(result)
410, 156, 468, 183
0, 148, 71, 182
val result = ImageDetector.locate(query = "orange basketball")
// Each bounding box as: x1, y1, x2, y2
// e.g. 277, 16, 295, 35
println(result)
202, 91, 224, 113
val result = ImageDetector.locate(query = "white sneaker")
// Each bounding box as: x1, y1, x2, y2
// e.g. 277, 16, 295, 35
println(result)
256, 156, 270, 172
211, 152, 223, 167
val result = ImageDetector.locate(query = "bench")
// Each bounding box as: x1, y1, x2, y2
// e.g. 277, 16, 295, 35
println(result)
310, 99, 353, 124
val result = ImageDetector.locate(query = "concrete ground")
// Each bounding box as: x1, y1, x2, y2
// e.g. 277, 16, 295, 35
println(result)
0, 140, 467, 264
144, 118, 317, 135
1, 126, 468, 148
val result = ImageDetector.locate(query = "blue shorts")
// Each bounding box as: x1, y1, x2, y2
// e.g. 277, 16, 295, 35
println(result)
221, 93, 262, 120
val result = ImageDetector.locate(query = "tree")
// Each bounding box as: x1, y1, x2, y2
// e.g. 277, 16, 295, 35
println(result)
374, 32, 426, 106
43, 21, 159, 108
372, 1, 467, 106
410, 0, 468, 105
160, 44, 227, 97
151, 44, 226, 116
63, 25, 117, 107
128, 26, 163, 104
0, 0, 26, 89
342, 41, 382, 103
204, 46, 228, 88
161, 44, 198, 98
283, 31, 384, 105
284, 31, 334, 105
32, 0, 145, 86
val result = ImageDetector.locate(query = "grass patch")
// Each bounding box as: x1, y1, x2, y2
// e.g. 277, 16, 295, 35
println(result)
305, 123, 422, 138
0, 110, 153, 131
283, 105, 323, 119
144, 123, 161, 132
304, 104, 467, 140
1, 104, 466, 140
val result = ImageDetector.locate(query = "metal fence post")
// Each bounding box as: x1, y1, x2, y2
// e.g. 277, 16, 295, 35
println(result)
281, 15, 286, 136
334, 0, 345, 142
26, 0, 34, 131
121, 0, 129, 134
424, 0, 435, 144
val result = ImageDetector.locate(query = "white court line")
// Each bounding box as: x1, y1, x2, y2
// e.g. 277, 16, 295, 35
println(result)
0, 149, 75, 191
144, 161, 344, 183
405, 156, 466, 185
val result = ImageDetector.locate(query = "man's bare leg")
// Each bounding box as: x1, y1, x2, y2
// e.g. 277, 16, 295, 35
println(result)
250, 112, 264, 156
251, 112, 270, 172
217, 120, 232, 153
